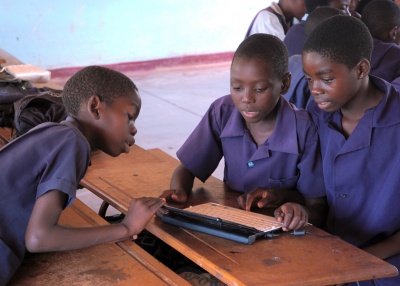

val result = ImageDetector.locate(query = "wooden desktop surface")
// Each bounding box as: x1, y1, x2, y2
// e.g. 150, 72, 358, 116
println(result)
81, 146, 399, 286
9, 198, 189, 286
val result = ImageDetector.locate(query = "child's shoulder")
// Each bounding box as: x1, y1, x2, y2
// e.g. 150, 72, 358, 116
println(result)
282, 98, 312, 119
280, 97, 317, 131
209, 95, 236, 111
19, 121, 89, 152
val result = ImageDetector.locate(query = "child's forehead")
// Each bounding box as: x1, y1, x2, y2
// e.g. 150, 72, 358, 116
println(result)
302, 52, 336, 70
232, 56, 272, 70
112, 90, 141, 108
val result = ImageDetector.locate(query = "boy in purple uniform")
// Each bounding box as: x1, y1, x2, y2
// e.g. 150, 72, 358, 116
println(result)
161, 34, 328, 231
303, 16, 400, 285
361, 0, 400, 91
285, 7, 343, 108
0, 66, 165, 284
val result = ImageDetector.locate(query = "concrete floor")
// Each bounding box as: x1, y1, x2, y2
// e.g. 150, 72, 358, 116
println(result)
53, 62, 231, 216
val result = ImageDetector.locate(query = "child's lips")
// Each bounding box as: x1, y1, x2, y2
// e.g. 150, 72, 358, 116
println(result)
315, 100, 330, 109
242, 110, 259, 118
124, 139, 134, 153
126, 139, 135, 147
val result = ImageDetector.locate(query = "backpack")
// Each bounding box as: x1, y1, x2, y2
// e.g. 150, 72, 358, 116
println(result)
11, 89, 68, 139
0, 81, 40, 127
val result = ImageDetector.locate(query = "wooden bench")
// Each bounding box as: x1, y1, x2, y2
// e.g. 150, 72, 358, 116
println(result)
8, 198, 189, 286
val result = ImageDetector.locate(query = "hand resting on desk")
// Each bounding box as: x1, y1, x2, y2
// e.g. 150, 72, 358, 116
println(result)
237, 188, 328, 231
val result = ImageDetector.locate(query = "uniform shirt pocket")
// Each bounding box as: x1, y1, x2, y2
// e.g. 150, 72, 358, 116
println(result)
267, 174, 299, 189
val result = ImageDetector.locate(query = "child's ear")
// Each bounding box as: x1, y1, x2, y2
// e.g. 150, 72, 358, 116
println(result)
356, 59, 370, 80
390, 26, 399, 43
280, 72, 291, 95
87, 95, 102, 119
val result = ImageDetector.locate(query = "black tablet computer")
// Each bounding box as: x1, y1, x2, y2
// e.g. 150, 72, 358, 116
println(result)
161, 203, 282, 245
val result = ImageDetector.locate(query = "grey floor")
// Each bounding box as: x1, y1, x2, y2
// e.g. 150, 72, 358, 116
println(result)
54, 62, 231, 215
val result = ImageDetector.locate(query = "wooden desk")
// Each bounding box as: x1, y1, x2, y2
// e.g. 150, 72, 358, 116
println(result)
8, 198, 189, 286
81, 146, 399, 286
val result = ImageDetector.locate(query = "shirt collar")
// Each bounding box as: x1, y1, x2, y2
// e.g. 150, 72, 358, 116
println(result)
270, 2, 284, 17
369, 75, 400, 127
319, 76, 400, 128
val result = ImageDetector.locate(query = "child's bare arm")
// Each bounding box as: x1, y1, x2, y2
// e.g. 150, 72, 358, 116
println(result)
159, 163, 195, 203
362, 231, 400, 260
25, 190, 164, 253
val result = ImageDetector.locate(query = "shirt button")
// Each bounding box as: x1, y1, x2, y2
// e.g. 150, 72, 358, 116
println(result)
247, 162, 255, 168
339, 194, 348, 198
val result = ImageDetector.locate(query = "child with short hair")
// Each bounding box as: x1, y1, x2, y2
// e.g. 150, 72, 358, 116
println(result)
284, 7, 344, 108
0, 66, 165, 284
303, 15, 400, 285
362, 0, 400, 91
284, 0, 348, 57
161, 33, 327, 232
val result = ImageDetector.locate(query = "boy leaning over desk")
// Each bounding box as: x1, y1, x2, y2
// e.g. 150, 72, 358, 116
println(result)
0, 66, 165, 284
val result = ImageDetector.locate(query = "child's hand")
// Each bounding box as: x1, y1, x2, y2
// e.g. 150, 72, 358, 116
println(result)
159, 189, 188, 204
237, 188, 285, 211
121, 197, 165, 239
274, 203, 308, 231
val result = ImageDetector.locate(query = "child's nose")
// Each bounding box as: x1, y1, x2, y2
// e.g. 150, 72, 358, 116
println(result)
309, 81, 323, 96
130, 124, 137, 136
242, 89, 255, 103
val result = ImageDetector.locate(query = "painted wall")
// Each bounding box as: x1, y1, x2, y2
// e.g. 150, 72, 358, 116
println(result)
1, 1, 272, 70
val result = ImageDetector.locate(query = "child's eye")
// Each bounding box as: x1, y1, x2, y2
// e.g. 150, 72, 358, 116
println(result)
231, 86, 242, 91
304, 76, 312, 82
322, 78, 334, 83
254, 87, 266, 92
127, 114, 134, 121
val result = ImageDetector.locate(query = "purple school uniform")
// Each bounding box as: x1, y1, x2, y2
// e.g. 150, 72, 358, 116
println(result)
308, 76, 400, 286
286, 38, 400, 109
371, 38, 400, 91
177, 95, 325, 199
284, 54, 312, 109
0, 119, 90, 285
283, 20, 307, 57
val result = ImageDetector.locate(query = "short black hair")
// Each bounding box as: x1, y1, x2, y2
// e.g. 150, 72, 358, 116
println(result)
303, 16, 373, 69
62, 65, 138, 116
361, 0, 400, 40
305, 7, 343, 36
232, 33, 288, 79
305, 0, 331, 13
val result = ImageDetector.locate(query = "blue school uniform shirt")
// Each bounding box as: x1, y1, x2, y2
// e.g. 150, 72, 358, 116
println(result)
0, 118, 90, 285
177, 95, 325, 199
370, 38, 400, 92
284, 54, 313, 109
308, 76, 400, 286
286, 39, 400, 110
283, 20, 307, 57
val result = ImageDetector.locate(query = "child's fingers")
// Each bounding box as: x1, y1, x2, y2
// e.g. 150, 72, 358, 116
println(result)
245, 194, 256, 211
149, 197, 166, 209
159, 189, 175, 199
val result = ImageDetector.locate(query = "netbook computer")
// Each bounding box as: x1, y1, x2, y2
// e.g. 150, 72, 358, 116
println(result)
161, 202, 282, 245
